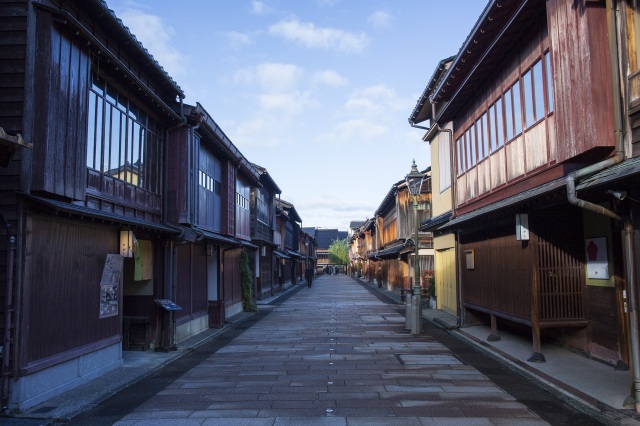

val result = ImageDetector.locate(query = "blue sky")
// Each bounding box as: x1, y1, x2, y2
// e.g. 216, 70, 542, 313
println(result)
106, 0, 488, 229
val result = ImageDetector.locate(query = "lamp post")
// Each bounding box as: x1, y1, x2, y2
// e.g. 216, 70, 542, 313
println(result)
406, 160, 424, 335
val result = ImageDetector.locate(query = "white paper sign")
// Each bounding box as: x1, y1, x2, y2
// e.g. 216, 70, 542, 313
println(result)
585, 237, 609, 280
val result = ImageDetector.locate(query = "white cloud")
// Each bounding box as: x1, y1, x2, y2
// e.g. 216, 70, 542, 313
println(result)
312, 70, 348, 87
346, 85, 410, 114
259, 92, 305, 115
256, 63, 304, 92
116, 8, 188, 80
269, 19, 370, 54
250, 0, 272, 15
316, 84, 414, 146
368, 11, 394, 28
225, 31, 253, 47
233, 115, 289, 148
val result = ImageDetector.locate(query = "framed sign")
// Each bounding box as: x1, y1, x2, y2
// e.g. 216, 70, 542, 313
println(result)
99, 254, 123, 319
585, 237, 609, 280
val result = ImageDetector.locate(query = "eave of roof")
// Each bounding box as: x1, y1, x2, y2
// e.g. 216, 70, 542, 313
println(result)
188, 103, 261, 186
22, 194, 178, 234
252, 163, 282, 194
94, 0, 184, 96
577, 156, 640, 191
409, 56, 455, 126
420, 211, 452, 232
439, 177, 566, 231
431, 0, 538, 123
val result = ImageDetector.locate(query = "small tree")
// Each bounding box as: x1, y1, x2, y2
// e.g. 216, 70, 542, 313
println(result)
239, 250, 256, 312
328, 238, 350, 266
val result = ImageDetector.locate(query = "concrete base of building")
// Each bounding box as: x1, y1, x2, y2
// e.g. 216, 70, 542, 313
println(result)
8, 341, 123, 412
175, 313, 209, 343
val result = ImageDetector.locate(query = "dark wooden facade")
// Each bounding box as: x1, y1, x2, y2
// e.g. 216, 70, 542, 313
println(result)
0, 0, 183, 411
167, 103, 261, 325
251, 164, 280, 299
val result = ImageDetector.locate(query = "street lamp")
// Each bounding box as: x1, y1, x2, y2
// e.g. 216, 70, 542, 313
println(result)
406, 160, 424, 335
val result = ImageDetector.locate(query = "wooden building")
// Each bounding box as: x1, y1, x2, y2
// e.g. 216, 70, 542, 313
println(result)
410, 58, 459, 316
367, 170, 434, 293
167, 103, 261, 336
250, 164, 281, 300
0, 0, 185, 410
274, 198, 304, 288
409, 3, 640, 408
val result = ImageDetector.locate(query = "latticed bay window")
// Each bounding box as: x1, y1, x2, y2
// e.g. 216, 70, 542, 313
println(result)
86, 73, 161, 194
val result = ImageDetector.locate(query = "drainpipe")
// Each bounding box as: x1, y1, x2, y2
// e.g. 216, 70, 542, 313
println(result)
565, 0, 640, 411
1, 214, 14, 412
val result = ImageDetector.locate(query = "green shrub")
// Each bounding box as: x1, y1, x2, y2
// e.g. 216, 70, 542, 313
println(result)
239, 251, 256, 312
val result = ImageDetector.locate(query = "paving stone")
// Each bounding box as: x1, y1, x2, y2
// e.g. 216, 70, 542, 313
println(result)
86, 276, 551, 424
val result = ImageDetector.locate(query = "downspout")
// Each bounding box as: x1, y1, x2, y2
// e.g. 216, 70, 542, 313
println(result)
1, 214, 14, 412
565, 0, 640, 411
409, 120, 430, 132
162, 96, 186, 350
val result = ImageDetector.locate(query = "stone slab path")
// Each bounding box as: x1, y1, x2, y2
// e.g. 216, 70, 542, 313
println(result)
110, 275, 548, 426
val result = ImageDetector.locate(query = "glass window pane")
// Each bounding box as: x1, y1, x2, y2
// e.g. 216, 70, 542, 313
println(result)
513, 80, 522, 136
533, 60, 545, 120
457, 137, 463, 174
545, 51, 554, 113
523, 69, 534, 128
106, 83, 117, 106
475, 119, 483, 160
495, 98, 504, 148
505, 88, 513, 140
110, 107, 121, 175
482, 112, 490, 156
87, 91, 97, 169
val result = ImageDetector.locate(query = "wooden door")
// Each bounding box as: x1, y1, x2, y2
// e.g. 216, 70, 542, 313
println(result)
437, 248, 457, 315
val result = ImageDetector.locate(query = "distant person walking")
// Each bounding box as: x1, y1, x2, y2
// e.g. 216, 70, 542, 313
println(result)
305, 266, 313, 288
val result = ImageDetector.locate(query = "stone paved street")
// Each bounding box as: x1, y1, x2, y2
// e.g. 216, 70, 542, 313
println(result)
77, 274, 554, 426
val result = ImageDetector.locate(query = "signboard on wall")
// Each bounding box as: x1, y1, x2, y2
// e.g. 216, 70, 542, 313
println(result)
99, 254, 123, 319
585, 237, 609, 280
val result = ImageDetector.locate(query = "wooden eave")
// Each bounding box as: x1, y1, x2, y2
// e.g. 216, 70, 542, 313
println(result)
33, 1, 184, 121
277, 198, 302, 223
90, 0, 183, 95
409, 56, 455, 126
187, 103, 261, 187
252, 163, 282, 194
432, 0, 543, 123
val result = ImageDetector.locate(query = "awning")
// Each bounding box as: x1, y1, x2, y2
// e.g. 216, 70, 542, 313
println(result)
195, 227, 240, 245
370, 240, 412, 260
577, 156, 640, 190
239, 240, 259, 250
274, 250, 290, 259
420, 211, 452, 232
170, 225, 200, 242
439, 177, 566, 231
21, 193, 179, 234
286, 249, 303, 258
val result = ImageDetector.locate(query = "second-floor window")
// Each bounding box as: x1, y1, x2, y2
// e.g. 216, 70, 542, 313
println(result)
438, 135, 451, 192
456, 50, 553, 177
87, 74, 161, 194
198, 146, 222, 231
256, 190, 270, 225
